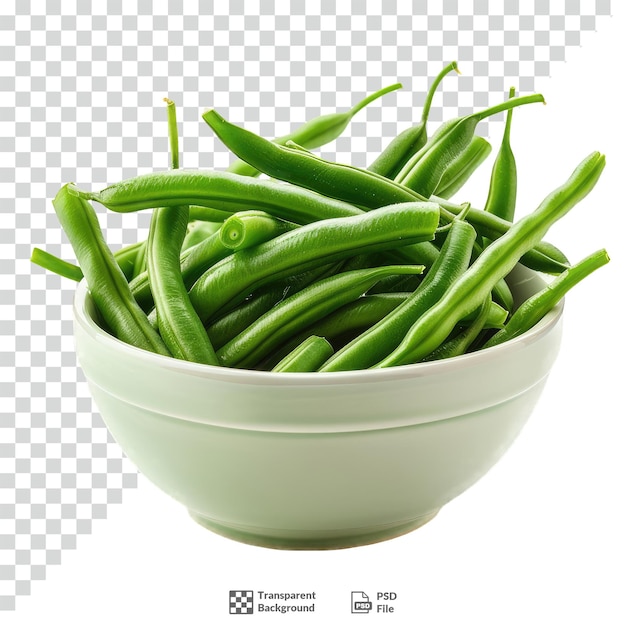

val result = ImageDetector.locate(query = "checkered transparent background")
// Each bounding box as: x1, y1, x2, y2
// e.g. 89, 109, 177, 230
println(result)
0, 0, 612, 612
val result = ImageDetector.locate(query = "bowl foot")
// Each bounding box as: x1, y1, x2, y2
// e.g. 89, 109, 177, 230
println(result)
188, 509, 440, 550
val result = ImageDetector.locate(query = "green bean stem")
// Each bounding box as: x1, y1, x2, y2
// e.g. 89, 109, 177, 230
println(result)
164, 97, 180, 170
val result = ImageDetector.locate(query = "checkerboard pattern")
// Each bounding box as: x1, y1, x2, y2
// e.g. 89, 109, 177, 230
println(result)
0, 0, 612, 612
229, 590, 254, 614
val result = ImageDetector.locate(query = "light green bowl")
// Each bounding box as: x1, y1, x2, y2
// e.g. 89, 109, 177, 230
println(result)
73, 265, 563, 550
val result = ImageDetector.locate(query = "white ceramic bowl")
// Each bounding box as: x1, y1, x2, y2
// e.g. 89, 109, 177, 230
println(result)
73, 265, 563, 550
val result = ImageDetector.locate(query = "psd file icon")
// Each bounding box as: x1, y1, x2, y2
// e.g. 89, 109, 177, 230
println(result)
352, 591, 372, 613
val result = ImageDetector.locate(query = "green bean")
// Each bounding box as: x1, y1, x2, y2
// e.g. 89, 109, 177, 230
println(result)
396, 93, 545, 198
130, 240, 147, 279
376, 151, 605, 367
271, 336, 335, 373
422, 295, 492, 361
434, 196, 570, 274
182, 220, 222, 252
217, 265, 425, 369
468, 239, 514, 312
460, 299, 507, 329
368, 61, 460, 178
145, 98, 219, 365
52, 184, 170, 356
320, 217, 476, 372
227, 83, 403, 177
203, 109, 430, 209
483, 249, 610, 349
433, 135, 492, 199
146, 206, 219, 364
484, 87, 517, 222
72, 168, 443, 269
188, 201, 439, 324
113, 241, 145, 280
30, 247, 84, 282
189, 205, 233, 223
219, 210, 297, 250
70, 169, 364, 222
31, 241, 145, 283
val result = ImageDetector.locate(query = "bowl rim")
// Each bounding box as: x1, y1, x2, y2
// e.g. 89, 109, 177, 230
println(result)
73, 274, 564, 387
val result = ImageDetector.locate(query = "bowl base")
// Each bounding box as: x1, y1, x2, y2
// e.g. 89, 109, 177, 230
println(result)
188, 509, 440, 550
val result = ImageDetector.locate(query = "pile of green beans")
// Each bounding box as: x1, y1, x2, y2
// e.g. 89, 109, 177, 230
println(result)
34, 63, 610, 373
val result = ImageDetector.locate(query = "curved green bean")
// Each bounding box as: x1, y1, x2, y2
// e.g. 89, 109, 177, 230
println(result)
203, 109, 429, 209
434, 196, 570, 274
228, 82, 403, 177
71, 169, 364, 222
